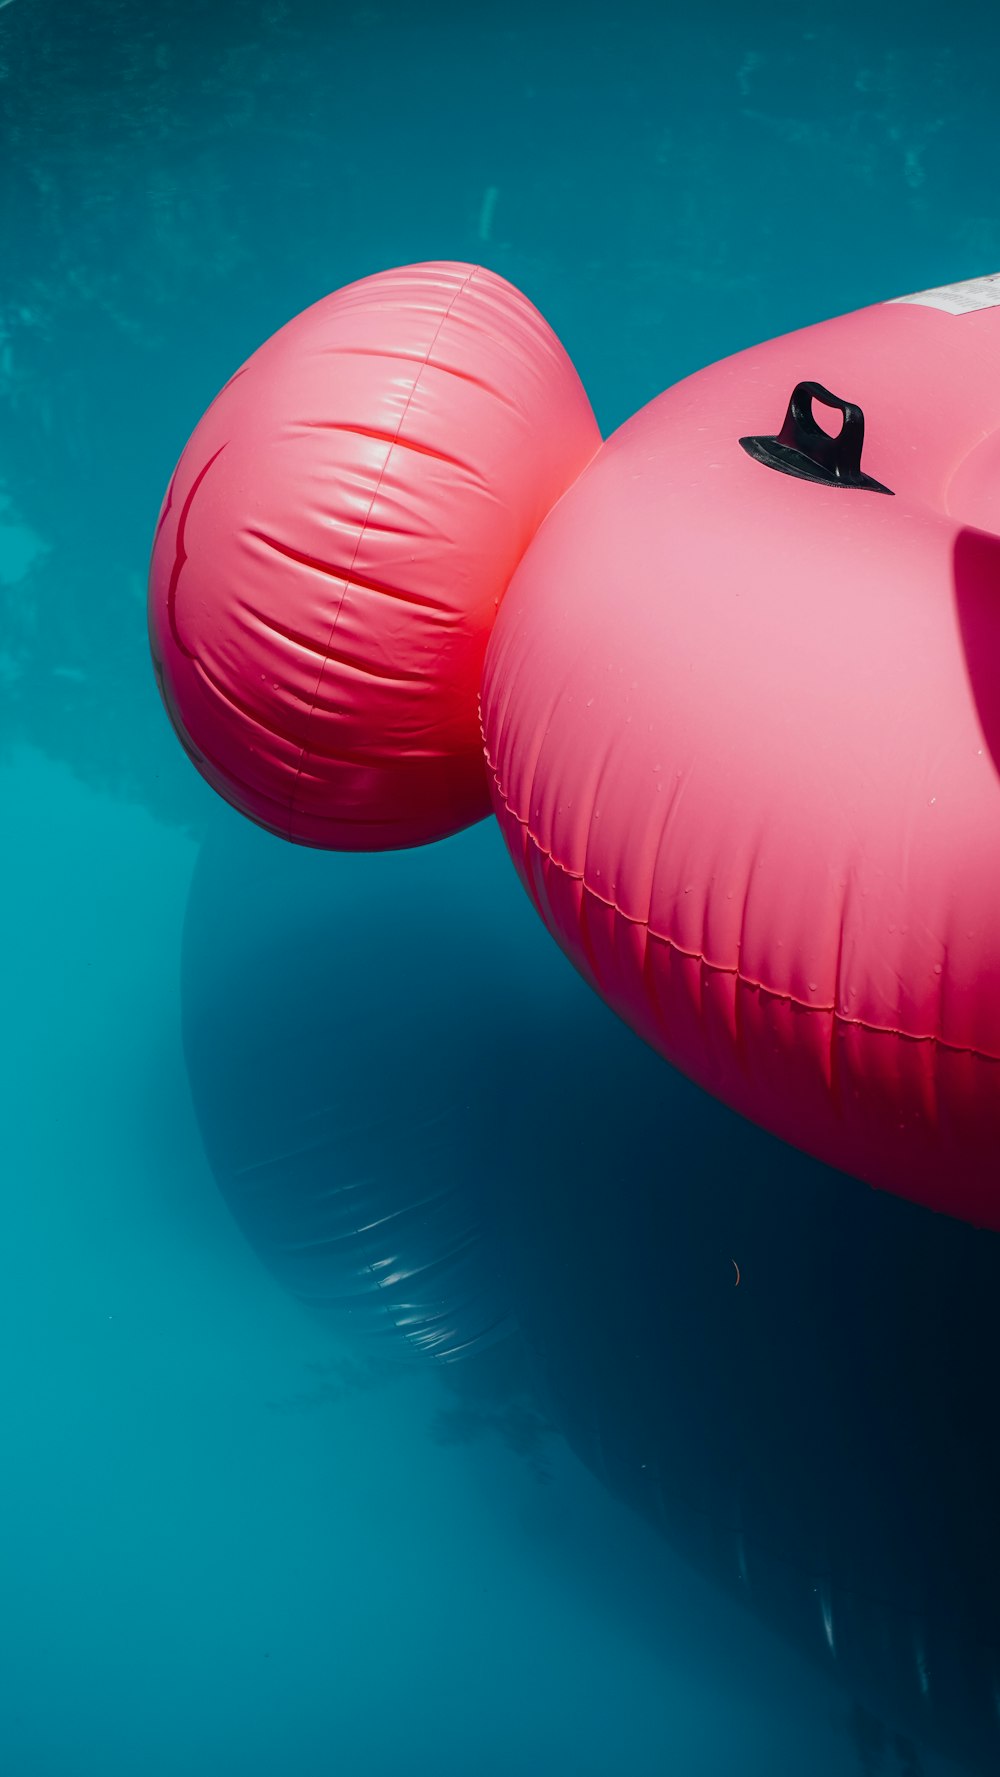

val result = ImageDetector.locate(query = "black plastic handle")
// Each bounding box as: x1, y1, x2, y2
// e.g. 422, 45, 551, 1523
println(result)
740, 382, 893, 495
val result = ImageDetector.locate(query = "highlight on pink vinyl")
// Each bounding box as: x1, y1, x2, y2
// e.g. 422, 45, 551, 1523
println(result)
148, 261, 600, 849
152, 262, 1000, 1229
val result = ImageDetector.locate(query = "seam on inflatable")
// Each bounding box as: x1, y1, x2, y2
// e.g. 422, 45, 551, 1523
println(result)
305, 419, 486, 483
153, 469, 176, 549
482, 748, 1000, 1066
167, 442, 228, 660
286, 265, 483, 831
328, 343, 518, 410
244, 601, 428, 686
246, 534, 452, 614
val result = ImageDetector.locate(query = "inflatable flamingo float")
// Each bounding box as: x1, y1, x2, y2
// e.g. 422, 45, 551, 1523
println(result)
149, 262, 1000, 1231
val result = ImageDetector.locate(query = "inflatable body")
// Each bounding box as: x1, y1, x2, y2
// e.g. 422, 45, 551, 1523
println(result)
483, 281, 1000, 1230
150, 263, 1000, 1228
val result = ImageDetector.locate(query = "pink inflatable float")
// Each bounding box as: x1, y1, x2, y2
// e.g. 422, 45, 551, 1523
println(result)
149, 261, 1000, 1230
148, 265, 598, 849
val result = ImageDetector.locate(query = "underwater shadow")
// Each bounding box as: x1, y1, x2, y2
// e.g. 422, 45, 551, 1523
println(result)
182, 803, 1000, 1776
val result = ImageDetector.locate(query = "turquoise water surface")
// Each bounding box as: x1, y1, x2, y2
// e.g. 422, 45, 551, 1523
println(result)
3, 4, 1000, 1774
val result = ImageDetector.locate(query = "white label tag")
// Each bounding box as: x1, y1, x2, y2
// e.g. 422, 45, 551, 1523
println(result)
888, 272, 1000, 315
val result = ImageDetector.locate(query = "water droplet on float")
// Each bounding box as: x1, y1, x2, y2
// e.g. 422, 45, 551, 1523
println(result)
933, 963, 943, 975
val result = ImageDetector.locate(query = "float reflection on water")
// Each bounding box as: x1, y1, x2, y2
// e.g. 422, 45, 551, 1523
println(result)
182, 809, 1000, 1777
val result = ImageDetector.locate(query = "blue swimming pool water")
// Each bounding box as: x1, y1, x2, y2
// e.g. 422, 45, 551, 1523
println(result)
3, 4, 999, 1773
